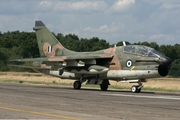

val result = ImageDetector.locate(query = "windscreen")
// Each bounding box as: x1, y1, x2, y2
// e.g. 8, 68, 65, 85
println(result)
148, 49, 165, 57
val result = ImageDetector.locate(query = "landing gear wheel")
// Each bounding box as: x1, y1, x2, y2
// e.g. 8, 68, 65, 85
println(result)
100, 79, 109, 91
131, 85, 137, 93
73, 81, 81, 90
131, 85, 141, 93
100, 84, 108, 91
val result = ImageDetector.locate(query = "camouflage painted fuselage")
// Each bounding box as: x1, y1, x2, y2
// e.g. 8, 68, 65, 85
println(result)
13, 21, 171, 85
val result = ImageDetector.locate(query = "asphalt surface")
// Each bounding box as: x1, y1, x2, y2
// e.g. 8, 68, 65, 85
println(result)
0, 82, 180, 120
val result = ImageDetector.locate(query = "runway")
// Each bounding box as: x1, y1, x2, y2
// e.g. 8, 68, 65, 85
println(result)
0, 82, 180, 120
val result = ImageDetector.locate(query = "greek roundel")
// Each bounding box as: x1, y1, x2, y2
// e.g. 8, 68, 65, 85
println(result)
126, 59, 133, 68
48, 46, 52, 52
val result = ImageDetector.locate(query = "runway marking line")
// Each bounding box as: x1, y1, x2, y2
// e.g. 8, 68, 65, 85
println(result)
0, 106, 81, 120
102, 93, 180, 100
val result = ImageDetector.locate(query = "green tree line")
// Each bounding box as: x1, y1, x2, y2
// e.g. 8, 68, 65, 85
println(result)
0, 31, 180, 76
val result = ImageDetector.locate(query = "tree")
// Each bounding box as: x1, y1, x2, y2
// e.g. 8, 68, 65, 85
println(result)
92, 39, 110, 51
116, 41, 131, 46
159, 45, 177, 61
169, 59, 180, 76
149, 42, 159, 50
0, 49, 9, 71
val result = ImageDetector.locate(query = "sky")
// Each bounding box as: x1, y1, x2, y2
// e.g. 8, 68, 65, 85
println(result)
0, 0, 180, 45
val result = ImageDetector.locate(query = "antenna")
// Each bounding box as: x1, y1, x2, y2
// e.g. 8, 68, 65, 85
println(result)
123, 41, 126, 46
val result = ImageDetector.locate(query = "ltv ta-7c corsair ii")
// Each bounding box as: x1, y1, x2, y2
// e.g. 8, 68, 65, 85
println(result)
11, 21, 171, 93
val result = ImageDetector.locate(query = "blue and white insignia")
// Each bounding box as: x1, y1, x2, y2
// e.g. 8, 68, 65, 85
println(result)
126, 59, 133, 68
48, 46, 52, 52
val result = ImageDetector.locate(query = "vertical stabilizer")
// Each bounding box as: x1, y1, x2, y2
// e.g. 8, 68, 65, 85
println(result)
33, 21, 74, 57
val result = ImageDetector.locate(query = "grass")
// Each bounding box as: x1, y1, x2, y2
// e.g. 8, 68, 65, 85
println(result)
19, 80, 23, 83
142, 87, 180, 92
3, 79, 180, 93
3, 80, 44, 85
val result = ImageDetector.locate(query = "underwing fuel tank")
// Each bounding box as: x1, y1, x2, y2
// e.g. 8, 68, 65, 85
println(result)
61, 65, 109, 75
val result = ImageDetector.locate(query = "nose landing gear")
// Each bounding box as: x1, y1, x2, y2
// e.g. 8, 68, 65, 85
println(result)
131, 80, 143, 93
131, 85, 143, 93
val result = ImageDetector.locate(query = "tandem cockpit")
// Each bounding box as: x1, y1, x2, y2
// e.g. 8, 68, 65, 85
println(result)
123, 45, 165, 58
123, 45, 171, 74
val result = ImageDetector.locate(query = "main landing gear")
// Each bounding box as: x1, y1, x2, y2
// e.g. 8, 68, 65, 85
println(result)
73, 81, 81, 90
73, 78, 110, 91
73, 76, 85, 90
100, 79, 109, 91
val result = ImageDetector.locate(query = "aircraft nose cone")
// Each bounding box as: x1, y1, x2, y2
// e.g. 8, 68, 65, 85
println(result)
161, 57, 171, 67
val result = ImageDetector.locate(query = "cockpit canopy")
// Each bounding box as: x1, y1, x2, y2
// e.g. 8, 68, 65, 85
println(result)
123, 45, 165, 57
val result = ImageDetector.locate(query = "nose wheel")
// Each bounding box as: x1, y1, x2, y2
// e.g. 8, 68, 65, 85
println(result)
131, 85, 142, 93
131, 80, 143, 93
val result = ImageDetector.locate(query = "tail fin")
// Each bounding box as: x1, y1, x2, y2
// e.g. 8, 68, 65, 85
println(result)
33, 21, 74, 57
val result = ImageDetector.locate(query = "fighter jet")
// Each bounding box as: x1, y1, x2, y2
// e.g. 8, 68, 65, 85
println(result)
11, 21, 171, 93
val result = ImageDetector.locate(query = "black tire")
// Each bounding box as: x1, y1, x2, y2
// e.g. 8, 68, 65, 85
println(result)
100, 84, 108, 91
73, 81, 81, 90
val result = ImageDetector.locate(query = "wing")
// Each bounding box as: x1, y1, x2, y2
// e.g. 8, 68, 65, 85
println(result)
10, 54, 113, 74
11, 54, 113, 62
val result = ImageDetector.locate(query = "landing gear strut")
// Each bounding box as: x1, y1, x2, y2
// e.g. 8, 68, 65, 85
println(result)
131, 80, 143, 93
